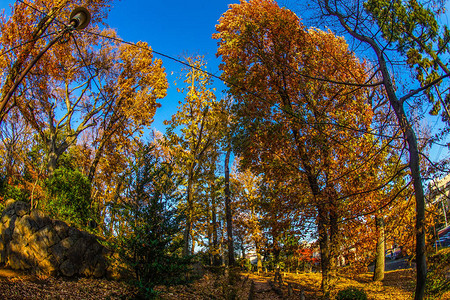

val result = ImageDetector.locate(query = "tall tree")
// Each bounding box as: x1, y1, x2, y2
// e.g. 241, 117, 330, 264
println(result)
0, 109, 34, 179
0, 0, 112, 121
0, 2, 167, 176
232, 164, 264, 272
224, 145, 234, 265
311, 1, 450, 297
164, 56, 219, 256
214, 0, 381, 295
86, 36, 168, 181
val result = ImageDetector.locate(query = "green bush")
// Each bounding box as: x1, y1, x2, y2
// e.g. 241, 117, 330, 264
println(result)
0, 176, 30, 204
425, 248, 450, 299
44, 167, 94, 228
108, 145, 190, 299
336, 286, 368, 300
236, 258, 253, 272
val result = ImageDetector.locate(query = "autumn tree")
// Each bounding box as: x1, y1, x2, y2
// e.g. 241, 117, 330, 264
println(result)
198, 154, 223, 266
0, 109, 34, 179
0, 0, 112, 120
231, 162, 264, 271
0, 0, 111, 128
164, 56, 219, 256
86, 35, 168, 183
0, 109, 38, 208
214, 0, 388, 295
258, 179, 303, 271
308, 1, 450, 297
0, 1, 167, 235
0, 1, 167, 177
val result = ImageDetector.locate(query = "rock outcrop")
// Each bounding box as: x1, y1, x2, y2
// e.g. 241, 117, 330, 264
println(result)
0, 199, 109, 277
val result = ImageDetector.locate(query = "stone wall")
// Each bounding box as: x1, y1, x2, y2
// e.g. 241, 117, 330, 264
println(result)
0, 199, 109, 277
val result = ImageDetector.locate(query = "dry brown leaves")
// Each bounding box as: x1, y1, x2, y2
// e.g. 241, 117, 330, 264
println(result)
250, 269, 416, 300
0, 268, 135, 300
155, 272, 252, 300
0, 267, 423, 300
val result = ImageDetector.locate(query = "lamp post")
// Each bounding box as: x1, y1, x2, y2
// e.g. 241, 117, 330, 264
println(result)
0, 7, 91, 122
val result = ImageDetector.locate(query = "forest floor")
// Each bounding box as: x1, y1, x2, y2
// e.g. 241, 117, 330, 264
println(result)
0, 266, 447, 299
0, 268, 134, 299
0, 266, 422, 299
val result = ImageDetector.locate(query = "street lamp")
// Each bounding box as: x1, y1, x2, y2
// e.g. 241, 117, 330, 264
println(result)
0, 7, 91, 122
69, 7, 91, 30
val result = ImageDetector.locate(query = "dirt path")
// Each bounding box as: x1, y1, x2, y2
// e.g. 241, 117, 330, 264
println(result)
247, 273, 283, 300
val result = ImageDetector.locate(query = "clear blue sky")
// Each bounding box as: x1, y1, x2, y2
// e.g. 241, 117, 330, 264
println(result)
106, 0, 238, 133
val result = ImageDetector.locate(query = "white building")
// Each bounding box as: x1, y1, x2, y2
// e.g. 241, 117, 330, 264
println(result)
428, 174, 450, 229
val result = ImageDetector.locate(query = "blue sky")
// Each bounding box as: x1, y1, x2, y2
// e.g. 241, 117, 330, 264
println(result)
106, 0, 238, 133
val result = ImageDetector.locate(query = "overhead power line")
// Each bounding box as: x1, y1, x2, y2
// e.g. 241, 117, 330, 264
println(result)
3, 0, 420, 217
6, 0, 401, 141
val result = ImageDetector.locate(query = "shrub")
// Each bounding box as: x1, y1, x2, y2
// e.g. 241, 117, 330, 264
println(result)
425, 248, 450, 299
44, 167, 94, 228
336, 286, 368, 300
108, 145, 190, 299
0, 176, 30, 204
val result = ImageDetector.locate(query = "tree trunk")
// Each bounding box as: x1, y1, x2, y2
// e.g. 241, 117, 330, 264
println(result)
224, 147, 234, 266
317, 204, 332, 298
221, 227, 226, 266
47, 139, 69, 175
210, 179, 221, 266
191, 237, 196, 256
212, 195, 220, 266
183, 167, 194, 257
88, 136, 108, 182
47, 151, 59, 175
256, 240, 263, 273
373, 214, 385, 281
329, 200, 339, 283
207, 200, 213, 265
290, 126, 337, 296
377, 50, 427, 300
87, 120, 121, 182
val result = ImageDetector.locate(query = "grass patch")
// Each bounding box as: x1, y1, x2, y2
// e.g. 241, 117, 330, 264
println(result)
426, 248, 450, 300
281, 269, 415, 299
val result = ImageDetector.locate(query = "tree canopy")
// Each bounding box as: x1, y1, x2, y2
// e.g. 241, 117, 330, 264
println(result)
0, 0, 447, 299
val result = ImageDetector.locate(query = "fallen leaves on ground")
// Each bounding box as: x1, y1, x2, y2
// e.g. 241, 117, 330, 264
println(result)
155, 271, 252, 299
243, 269, 416, 299
0, 268, 135, 300
0, 267, 422, 299
156, 269, 416, 299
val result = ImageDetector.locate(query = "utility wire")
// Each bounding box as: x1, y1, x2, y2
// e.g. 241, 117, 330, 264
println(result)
8, 0, 421, 223
85, 30, 402, 140
5, 0, 413, 163
5, 1, 412, 197
0, 32, 58, 58
10, 3, 390, 140
10, 0, 401, 141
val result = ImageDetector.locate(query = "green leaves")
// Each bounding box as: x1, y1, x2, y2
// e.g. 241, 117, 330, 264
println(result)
107, 144, 189, 298
365, 0, 439, 51
365, 0, 449, 119
44, 167, 93, 228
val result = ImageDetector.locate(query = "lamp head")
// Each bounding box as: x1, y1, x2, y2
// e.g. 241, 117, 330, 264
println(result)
69, 7, 91, 30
